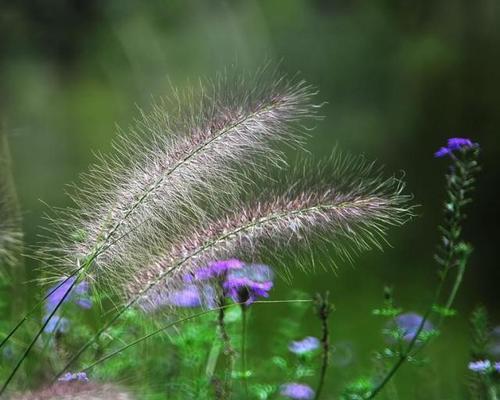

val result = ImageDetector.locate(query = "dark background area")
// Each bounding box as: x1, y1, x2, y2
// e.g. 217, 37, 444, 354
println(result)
1, 1, 499, 397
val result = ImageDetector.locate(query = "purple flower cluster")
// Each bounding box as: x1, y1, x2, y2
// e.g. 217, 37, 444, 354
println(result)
184, 259, 245, 282
280, 383, 315, 399
176, 259, 274, 308
167, 284, 216, 308
224, 263, 274, 306
58, 372, 89, 383
434, 137, 477, 158
468, 360, 491, 374
44, 276, 92, 334
141, 260, 274, 311
468, 360, 500, 374
288, 336, 320, 355
390, 313, 434, 342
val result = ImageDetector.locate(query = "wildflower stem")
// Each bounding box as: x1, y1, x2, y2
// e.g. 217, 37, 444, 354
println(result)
217, 296, 235, 399
314, 292, 332, 400
241, 306, 249, 399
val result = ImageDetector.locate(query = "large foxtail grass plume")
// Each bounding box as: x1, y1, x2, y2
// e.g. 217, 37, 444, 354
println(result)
46, 68, 318, 284
126, 154, 412, 312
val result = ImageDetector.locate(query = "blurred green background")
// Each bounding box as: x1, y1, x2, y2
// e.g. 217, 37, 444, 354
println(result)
1, 0, 499, 398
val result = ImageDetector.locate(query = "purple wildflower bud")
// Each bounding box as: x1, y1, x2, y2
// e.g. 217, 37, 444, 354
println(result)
280, 383, 315, 399
184, 259, 244, 282
46, 277, 92, 313
288, 336, 320, 355
391, 312, 434, 342
447, 138, 473, 149
434, 137, 477, 158
43, 315, 70, 334
58, 371, 89, 382
224, 264, 274, 306
139, 284, 216, 311
168, 284, 203, 307
468, 360, 491, 374
495, 362, 500, 373
434, 147, 451, 158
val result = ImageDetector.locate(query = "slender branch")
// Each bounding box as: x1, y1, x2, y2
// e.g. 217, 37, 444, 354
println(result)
314, 292, 332, 400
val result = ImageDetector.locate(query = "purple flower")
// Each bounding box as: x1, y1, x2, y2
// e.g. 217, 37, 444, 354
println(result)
434, 137, 477, 158
167, 284, 204, 307
138, 284, 216, 311
288, 336, 320, 355
46, 276, 92, 314
168, 284, 216, 308
224, 264, 274, 306
184, 259, 244, 282
58, 372, 89, 383
495, 362, 500, 373
391, 313, 434, 342
43, 315, 70, 334
280, 383, 315, 399
468, 360, 491, 374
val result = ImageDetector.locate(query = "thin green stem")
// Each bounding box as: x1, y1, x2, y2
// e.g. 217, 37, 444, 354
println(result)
217, 297, 234, 400
241, 306, 249, 399
314, 293, 331, 400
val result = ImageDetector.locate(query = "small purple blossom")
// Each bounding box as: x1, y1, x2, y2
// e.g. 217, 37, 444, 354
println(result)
139, 284, 217, 311
46, 276, 92, 314
288, 336, 320, 355
168, 284, 216, 308
184, 259, 244, 282
434, 137, 477, 158
391, 313, 434, 342
224, 264, 274, 306
58, 372, 89, 383
468, 360, 491, 374
167, 284, 204, 308
280, 383, 315, 399
494, 362, 500, 373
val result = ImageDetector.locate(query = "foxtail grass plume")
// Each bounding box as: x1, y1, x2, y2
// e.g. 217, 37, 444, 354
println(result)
127, 153, 413, 312
46, 68, 318, 284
